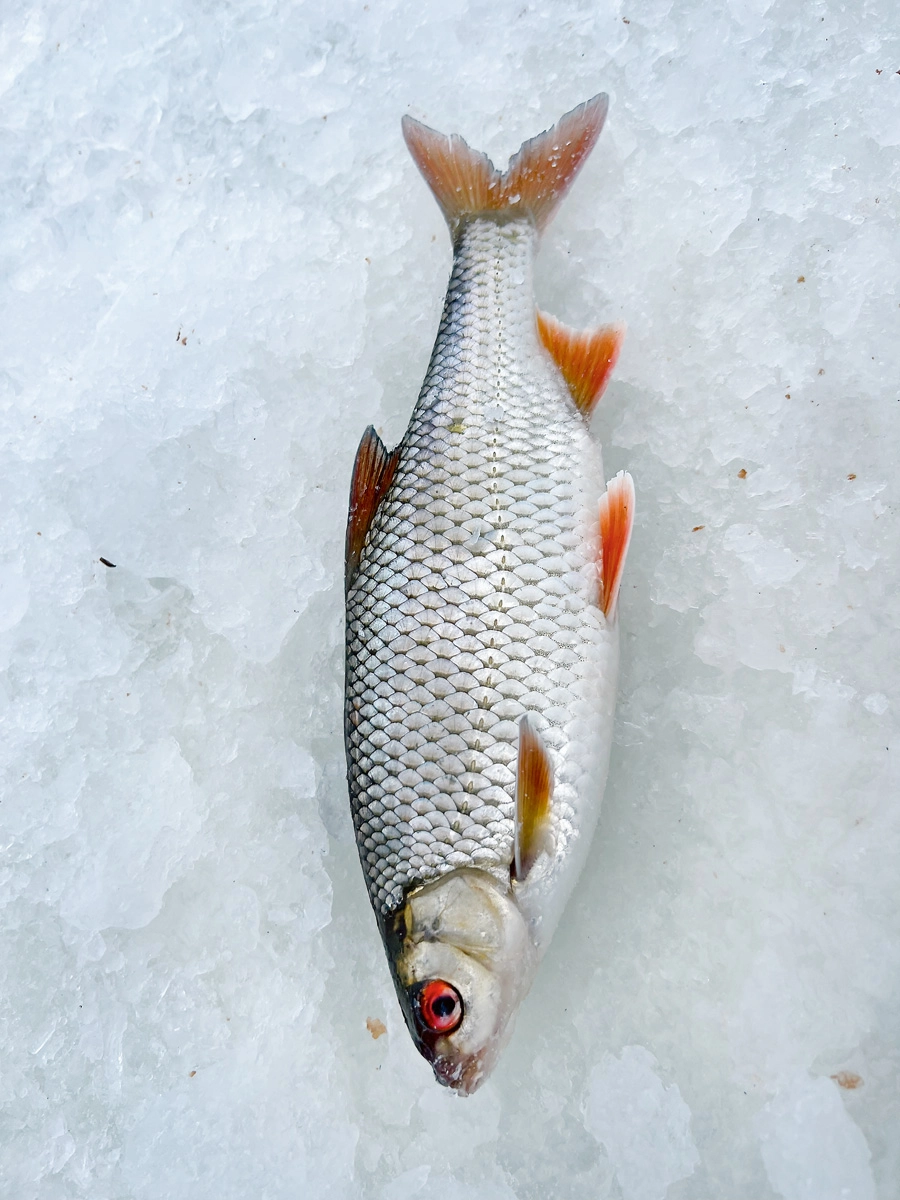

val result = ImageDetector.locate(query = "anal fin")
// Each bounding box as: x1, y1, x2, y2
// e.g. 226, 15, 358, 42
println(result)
598, 471, 635, 619
537, 310, 624, 421
513, 715, 554, 882
346, 426, 401, 591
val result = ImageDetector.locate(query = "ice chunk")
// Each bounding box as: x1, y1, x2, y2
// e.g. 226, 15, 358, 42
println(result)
756, 1074, 876, 1200
380, 1165, 431, 1200
59, 739, 203, 931
584, 1046, 699, 1200
0, 561, 29, 632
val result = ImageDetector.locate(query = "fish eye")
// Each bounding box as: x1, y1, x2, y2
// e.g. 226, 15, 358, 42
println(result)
415, 980, 463, 1034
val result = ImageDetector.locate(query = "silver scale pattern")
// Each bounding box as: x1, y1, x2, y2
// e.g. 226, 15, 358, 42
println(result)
346, 218, 613, 916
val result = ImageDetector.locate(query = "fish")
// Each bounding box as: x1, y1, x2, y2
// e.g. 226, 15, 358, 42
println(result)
344, 94, 634, 1095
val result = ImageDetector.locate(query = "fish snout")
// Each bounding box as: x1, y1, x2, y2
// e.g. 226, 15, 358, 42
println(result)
431, 1047, 489, 1096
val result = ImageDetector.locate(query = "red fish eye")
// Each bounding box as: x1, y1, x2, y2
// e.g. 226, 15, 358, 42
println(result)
417, 980, 463, 1033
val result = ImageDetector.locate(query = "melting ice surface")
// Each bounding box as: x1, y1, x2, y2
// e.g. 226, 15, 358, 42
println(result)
2, 0, 898, 1196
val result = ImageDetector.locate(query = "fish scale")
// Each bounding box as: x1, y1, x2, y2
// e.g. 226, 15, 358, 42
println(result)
345, 214, 617, 923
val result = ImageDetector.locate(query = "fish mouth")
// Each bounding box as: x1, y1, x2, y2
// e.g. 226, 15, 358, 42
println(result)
431, 1049, 488, 1096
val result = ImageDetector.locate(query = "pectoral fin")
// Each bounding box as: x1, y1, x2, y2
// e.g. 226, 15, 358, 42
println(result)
513, 716, 554, 882
346, 426, 401, 591
598, 471, 635, 619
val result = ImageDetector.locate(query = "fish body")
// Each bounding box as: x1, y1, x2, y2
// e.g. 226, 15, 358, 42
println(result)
344, 95, 634, 1093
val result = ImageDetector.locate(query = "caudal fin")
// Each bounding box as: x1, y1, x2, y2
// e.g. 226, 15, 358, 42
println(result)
402, 94, 608, 237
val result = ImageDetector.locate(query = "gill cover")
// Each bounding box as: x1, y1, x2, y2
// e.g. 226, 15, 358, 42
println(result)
388, 870, 536, 1094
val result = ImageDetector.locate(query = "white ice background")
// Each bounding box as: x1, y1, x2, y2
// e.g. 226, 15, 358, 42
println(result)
2, 0, 898, 1196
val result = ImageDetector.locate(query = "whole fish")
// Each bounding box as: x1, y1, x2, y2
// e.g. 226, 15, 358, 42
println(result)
344, 94, 634, 1094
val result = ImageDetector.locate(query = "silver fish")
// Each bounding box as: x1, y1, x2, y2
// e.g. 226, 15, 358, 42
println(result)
344, 94, 634, 1094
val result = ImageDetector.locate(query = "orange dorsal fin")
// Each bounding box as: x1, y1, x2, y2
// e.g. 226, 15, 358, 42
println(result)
513, 716, 554, 882
598, 471, 635, 619
402, 94, 608, 236
345, 426, 401, 592
537, 311, 624, 420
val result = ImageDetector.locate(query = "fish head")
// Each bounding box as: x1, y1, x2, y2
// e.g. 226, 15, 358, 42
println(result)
386, 869, 536, 1095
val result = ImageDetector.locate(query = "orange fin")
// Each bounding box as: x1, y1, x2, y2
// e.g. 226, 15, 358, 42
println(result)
537, 311, 624, 420
402, 94, 608, 236
513, 716, 554, 882
345, 426, 401, 591
598, 471, 635, 619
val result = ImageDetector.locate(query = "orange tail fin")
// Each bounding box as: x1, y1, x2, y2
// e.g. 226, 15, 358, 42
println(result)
402, 94, 608, 237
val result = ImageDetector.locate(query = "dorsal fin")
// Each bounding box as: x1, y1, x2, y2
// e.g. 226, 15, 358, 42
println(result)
345, 426, 401, 592
598, 471, 635, 619
537, 311, 624, 420
401, 94, 608, 237
512, 716, 554, 882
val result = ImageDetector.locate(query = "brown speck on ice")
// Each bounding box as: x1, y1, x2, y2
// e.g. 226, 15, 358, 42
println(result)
785, 393, 791, 399
778, 644, 785, 653
692, 525, 704, 532
99, 557, 116, 568
847, 473, 856, 480
189, 1070, 197, 1078
831, 1071, 863, 1090
818, 368, 825, 375
366, 1017, 387, 1039
737, 468, 747, 479
797, 275, 805, 282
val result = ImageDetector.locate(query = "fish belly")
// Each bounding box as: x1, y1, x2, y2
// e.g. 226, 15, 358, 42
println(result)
345, 219, 618, 943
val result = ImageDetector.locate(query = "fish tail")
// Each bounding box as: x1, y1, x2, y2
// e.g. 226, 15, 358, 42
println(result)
401, 94, 608, 236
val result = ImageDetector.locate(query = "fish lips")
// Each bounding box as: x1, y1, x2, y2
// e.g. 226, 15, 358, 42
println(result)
430, 1047, 489, 1096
